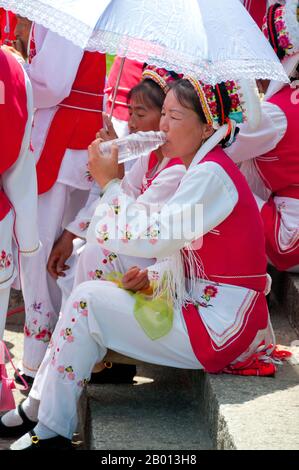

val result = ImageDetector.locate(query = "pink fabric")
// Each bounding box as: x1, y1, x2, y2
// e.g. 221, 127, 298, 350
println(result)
255, 86, 299, 195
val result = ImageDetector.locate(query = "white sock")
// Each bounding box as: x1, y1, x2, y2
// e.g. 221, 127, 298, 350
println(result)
10, 433, 33, 451
9, 424, 58, 450
33, 422, 58, 440
1, 396, 39, 427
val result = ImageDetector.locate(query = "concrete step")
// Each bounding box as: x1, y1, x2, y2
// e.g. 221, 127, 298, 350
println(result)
197, 310, 299, 450
84, 366, 213, 450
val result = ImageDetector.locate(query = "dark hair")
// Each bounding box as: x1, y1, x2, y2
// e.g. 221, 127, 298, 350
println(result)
169, 79, 207, 123
267, 3, 286, 60
127, 79, 165, 111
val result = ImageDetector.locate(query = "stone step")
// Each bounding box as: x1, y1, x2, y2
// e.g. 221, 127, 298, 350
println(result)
84, 366, 213, 450
268, 266, 299, 336
196, 310, 299, 450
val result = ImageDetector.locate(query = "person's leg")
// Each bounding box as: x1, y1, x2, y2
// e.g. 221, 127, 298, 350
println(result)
8, 279, 200, 445
20, 183, 70, 378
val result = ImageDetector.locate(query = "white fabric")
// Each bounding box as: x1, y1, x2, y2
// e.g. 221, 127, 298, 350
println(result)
66, 153, 186, 238
273, 196, 299, 252
30, 280, 201, 439
19, 25, 97, 377
0, 62, 39, 340
225, 100, 287, 201
1, 66, 40, 256
60, 155, 185, 301
88, 161, 238, 259
0, 0, 288, 83
26, 25, 92, 192
20, 183, 89, 377
0, 287, 10, 340
226, 101, 287, 163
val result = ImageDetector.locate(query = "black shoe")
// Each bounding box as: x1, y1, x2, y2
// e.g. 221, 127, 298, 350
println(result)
0, 403, 37, 438
89, 363, 137, 384
10, 430, 73, 450
14, 371, 34, 387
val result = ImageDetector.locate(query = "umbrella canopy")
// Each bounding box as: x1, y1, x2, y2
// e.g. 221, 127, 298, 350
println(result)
0, 0, 288, 84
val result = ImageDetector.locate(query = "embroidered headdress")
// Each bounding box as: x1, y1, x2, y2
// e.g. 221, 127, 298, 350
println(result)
262, 1, 299, 60
142, 64, 183, 94
184, 77, 246, 131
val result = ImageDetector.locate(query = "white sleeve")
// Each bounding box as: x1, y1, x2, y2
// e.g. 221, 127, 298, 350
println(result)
65, 183, 102, 239
120, 154, 150, 199
27, 29, 84, 109
87, 161, 238, 259
135, 164, 186, 211
225, 101, 287, 163
2, 73, 39, 255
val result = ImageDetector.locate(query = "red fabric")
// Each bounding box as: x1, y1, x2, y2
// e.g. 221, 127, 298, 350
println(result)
261, 197, 299, 271
0, 9, 17, 45
105, 57, 143, 121
254, 86, 299, 270
255, 86, 299, 194
243, 0, 267, 29
181, 147, 269, 373
140, 152, 183, 194
0, 191, 11, 221
0, 49, 27, 176
36, 52, 106, 194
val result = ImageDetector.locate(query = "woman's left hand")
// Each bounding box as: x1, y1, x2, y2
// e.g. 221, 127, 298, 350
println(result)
122, 267, 150, 293
88, 138, 119, 189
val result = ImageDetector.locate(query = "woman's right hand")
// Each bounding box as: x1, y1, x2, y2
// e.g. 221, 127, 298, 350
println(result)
96, 113, 118, 142
47, 230, 76, 279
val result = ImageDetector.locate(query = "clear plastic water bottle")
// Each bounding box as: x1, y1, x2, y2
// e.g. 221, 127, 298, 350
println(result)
99, 131, 166, 164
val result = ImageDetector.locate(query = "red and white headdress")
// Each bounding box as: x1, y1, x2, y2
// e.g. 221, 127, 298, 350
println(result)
142, 65, 183, 94
262, 1, 299, 60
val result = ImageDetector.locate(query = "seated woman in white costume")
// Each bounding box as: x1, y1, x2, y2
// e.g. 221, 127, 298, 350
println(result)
47, 64, 185, 384
226, 0, 299, 272
0, 76, 278, 450
0, 48, 39, 340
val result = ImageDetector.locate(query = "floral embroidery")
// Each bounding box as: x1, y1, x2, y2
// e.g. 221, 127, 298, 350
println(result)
145, 223, 160, 245
97, 224, 109, 244
121, 224, 133, 243
196, 285, 218, 308
73, 300, 88, 317
57, 365, 76, 381
79, 221, 90, 232
60, 327, 75, 343
0, 250, 12, 271
77, 378, 89, 388
111, 198, 121, 215
102, 251, 118, 265
24, 301, 56, 343
88, 269, 104, 280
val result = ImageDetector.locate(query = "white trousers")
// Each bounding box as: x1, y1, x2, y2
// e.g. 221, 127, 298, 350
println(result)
30, 280, 200, 439
58, 242, 154, 308
20, 182, 89, 377
0, 287, 10, 340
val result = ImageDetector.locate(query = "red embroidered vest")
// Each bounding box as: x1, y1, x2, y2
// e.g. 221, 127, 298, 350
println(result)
254, 85, 299, 199
182, 147, 269, 372
36, 51, 106, 194
0, 50, 27, 220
